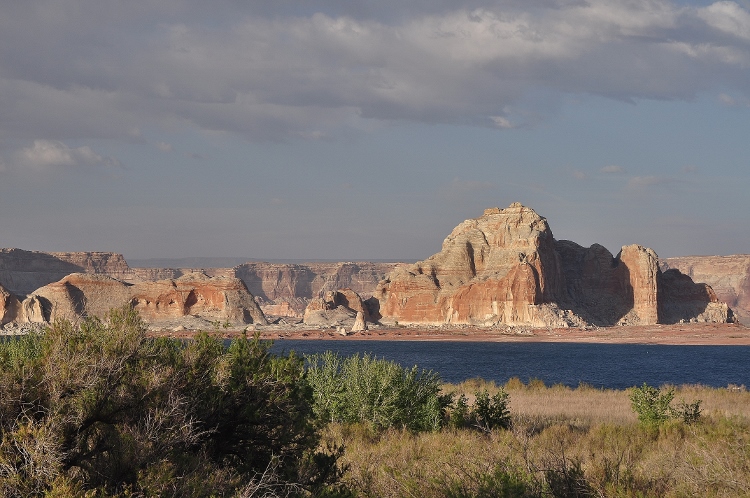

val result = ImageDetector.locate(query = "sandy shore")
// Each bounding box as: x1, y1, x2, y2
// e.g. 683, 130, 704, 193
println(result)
151, 322, 750, 346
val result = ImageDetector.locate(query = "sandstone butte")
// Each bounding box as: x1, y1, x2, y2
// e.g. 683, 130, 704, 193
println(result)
18, 272, 267, 327
374, 203, 734, 328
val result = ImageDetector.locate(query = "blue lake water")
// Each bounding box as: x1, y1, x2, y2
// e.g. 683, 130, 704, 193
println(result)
268, 340, 750, 390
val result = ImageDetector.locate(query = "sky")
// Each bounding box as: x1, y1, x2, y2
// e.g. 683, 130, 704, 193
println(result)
0, 0, 748, 262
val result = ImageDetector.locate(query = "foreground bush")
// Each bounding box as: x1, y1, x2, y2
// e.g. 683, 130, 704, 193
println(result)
305, 352, 451, 432
0, 307, 344, 497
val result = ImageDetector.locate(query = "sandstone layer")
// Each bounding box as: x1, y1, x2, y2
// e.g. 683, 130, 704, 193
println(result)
375, 203, 733, 327
662, 255, 750, 324
20, 272, 267, 326
235, 262, 397, 301
0, 248, 131, 296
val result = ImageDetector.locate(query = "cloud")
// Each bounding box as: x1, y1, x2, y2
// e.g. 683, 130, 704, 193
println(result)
719, 93, 750, 107
600, 165, 624, 174
572, 170, 586, 180
16, 140, 123, 170
625, 175, 683, 191
0, 1, 749, 142
156, 141, 173, 152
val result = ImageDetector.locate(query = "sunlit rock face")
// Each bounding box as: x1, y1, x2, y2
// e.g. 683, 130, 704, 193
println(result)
130, 273, 267, 325
20, 272, 267, 326
375, 203, 733, 327
375, 203, 570, 327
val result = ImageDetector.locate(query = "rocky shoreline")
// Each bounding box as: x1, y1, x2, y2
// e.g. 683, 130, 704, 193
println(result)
144, 321, 750, 346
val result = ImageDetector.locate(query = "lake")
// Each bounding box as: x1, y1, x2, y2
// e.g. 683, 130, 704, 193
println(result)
269, 340, 750, 389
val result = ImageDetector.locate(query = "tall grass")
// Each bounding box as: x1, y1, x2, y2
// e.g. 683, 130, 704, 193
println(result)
322, 380, 750, 497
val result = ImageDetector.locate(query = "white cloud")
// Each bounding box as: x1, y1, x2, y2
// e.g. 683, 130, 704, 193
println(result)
0, 1, 749, 142
490, 116, 514, 129
16, 140, 122, 170
697, 1, 750, 40
601, 165, 624, 174
572, 170, 586, 180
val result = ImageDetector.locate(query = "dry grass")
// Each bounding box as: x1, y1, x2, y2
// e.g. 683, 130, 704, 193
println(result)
323, 382, 750, 497
444, 377, 750, 427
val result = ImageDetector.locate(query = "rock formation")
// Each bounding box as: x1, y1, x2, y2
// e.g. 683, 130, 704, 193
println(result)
24, 273, 133, 323
375, 203, 733, 327
662, 255, 750, 324
351, 311, 367, 332
0, 283, 21, 327
657, 269, 733, 324
302, 289, 370, 329
235, 262, 397, 301
20, 272, 267, 326
375, 203, 572, 327
0, 248, 134, 296
130, 272, 267, 325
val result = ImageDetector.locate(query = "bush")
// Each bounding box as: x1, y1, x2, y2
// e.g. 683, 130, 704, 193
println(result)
629, 383, 674, 426
304, 351, 450, 432
446, 389, 512, 433
473, 389, 512, 432
629, 383, 702, 426
0, 306, 344, 497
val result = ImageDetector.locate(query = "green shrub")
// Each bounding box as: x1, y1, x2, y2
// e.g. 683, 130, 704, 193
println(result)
629, 383, 703, 426
304, 352, 450, 432
473, 389, 512, 432
0, 306, 344, 497
672, 399, 703, 424
629, 383, 675, 426
449, 394, 471, 429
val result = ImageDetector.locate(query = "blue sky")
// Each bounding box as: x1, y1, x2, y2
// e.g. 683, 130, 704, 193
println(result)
0, 0, 748, 261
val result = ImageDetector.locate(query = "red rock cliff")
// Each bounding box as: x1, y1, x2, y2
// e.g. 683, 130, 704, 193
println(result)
376, 203, 733, 327
375, 203, 569, 326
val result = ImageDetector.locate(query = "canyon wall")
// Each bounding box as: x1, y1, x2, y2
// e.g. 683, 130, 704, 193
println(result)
0, 248, 131, 295
375, 203, 733, 327
1, 210, 743, 329
662, 255, 750, 324
234, 261, 398, 301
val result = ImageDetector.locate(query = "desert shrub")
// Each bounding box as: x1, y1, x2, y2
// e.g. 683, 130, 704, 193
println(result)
445, 389, 512, 433
629, 383, 702, 426
472, 389, 512, 432
305, 351, 450, 432
672, 399, 703, 424
0, 306, 344, 497
629, 383, 675, 426
449, 394, 471, 429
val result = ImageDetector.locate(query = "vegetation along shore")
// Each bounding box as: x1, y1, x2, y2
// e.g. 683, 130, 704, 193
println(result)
2, 307, 749, 496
